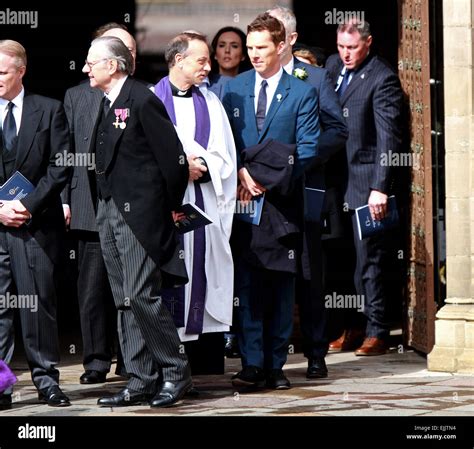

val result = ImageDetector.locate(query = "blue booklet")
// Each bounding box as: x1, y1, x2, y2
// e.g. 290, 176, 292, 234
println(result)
234, 193, 265, 226
355, 195, 399, 240
0, 171, 34, 200
305, 187, 325, 222
174, 203, 212, 234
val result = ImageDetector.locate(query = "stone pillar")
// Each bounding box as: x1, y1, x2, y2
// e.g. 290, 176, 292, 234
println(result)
427, 0, 474, 373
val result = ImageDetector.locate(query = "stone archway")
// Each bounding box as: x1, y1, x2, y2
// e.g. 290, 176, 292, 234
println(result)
428, 0, 474, 373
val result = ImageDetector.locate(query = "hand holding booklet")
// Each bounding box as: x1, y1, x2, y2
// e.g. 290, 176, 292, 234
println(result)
355, 195, 399, 240
234, 193, 265, 226
173, 203, 212, 234
0, 171, 34, 201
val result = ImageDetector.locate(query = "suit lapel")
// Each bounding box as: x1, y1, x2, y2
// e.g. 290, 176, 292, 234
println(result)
244, 71, 259, 141
340, 55, 375, 103
104, 77, 133, 172
15, 93, 43, 170
258, 71, 290, 142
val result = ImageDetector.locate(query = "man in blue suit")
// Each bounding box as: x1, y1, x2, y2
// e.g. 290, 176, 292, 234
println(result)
223, 13, 320, 390
268, 6, 348, 379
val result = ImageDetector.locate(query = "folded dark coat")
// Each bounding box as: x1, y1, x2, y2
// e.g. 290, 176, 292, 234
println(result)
233, 139, 306, 274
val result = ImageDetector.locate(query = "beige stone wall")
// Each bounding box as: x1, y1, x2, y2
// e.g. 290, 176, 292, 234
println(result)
428, 0, 474, 373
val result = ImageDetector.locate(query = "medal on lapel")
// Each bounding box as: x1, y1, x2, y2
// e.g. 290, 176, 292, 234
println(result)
113, 108, 130, 129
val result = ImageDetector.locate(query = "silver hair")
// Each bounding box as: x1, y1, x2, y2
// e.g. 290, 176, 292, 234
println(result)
337, 20, 371, 40
90, 36, 133, 74
267, 5, 297, 34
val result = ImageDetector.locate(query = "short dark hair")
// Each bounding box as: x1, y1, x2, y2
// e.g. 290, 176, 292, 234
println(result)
165, 32, 209, 68
247, 12, 285, 47
93, 22, 128, 39
210, 26, 251, 75
337, 20, 371, 40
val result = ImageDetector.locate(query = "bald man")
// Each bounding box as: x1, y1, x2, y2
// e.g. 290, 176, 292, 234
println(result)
102, 27, 137, 74
61, 23, 139, 384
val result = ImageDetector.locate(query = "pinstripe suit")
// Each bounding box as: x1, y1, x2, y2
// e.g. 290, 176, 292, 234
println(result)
0, 92, 70, 392
92, 78, 190, 394
325, 53, 403, 339
61, 82, 115, 374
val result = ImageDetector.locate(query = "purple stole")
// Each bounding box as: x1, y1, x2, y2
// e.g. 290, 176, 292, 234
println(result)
0, 360, 16, 393
155, 77, 210, 334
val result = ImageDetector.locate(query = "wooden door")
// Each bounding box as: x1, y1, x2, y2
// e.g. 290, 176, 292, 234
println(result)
398, 0, 436, 353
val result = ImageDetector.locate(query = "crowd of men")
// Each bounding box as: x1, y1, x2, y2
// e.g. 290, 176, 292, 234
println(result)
0, 5, 403, 409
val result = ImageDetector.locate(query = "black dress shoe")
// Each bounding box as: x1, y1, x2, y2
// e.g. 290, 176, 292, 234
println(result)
38, 386, 71, 407
97, 387, 152, 407
266, 369, 291, 390
306, 357, 328, 379
0, 394, 12, 410
231, 365, 266, 387
80, 370, 107, 384
150, 378, 193, 408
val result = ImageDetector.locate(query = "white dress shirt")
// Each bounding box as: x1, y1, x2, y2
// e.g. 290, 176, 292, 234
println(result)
0, 88, 25, 134
254, 67, 283, 114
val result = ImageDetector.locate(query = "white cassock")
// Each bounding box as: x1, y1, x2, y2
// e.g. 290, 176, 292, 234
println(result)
173, 89, 237, 341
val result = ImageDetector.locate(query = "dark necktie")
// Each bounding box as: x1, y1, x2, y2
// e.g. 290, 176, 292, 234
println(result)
256, 79, 268, 133
338, 69, 352, 97
2, 102, 17, 152
103, 97, 111, 116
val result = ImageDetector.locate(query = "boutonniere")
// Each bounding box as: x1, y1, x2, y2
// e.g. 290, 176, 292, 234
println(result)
293, 67, 308, 81
276, 93, 282, 102
113, 108, 130, 129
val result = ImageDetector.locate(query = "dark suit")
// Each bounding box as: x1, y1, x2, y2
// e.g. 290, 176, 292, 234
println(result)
325, 53, 403, 339
92, 77, 190, 393
62, 83, 115, 374
0, 92, 70, 392
223, 69, 320, 370
291, 58, 348, 360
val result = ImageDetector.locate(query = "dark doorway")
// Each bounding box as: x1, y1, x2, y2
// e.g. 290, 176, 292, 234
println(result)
0, 0, 136, 101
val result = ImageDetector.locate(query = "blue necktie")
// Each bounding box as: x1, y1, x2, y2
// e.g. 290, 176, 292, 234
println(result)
2, 102, 17, 152
256, 79, 268, 133
338, 70, 352, 97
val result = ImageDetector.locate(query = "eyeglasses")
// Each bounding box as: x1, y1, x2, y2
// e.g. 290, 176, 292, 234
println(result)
84, 58, 108, 69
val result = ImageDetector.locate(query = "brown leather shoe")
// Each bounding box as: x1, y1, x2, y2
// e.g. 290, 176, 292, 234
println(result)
354, 337, 389, 356
328, 329, 365, 352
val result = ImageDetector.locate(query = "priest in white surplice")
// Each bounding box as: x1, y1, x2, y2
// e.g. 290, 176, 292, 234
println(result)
155, 32, 237, 342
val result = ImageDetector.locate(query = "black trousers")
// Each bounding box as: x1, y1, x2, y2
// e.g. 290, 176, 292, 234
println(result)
74, 231, 116, 372
296, 221, 328, 359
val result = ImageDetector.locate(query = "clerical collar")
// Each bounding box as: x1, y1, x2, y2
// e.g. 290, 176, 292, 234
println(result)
169, 81, 192, 98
